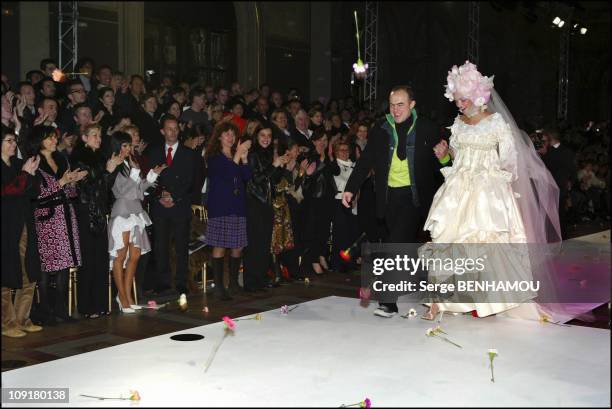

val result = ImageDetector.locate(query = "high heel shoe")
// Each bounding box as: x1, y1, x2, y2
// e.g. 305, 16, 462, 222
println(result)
421, 303, 440, 321
116, 295, 135, 314
312, 263, 326, 276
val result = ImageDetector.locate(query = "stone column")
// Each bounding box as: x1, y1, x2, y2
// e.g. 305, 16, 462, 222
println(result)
19, 1, 49, 78
310, 2, 332, 104
234, 2, 264, 89
118, 1, 144, 76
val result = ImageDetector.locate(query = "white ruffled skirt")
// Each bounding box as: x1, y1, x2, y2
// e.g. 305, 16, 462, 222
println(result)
108, 212, 152, 269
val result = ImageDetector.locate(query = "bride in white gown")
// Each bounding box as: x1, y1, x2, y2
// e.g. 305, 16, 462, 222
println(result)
421, 61, 562, 320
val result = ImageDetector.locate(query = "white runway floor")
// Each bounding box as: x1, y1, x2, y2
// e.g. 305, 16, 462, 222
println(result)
2, 295, 610, 407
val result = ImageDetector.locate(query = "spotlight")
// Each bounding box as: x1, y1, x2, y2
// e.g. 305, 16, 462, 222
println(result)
558, 20, 565, 28
573, 23, 579, 28
580, 27, 587, 35
552, 16, 561, 25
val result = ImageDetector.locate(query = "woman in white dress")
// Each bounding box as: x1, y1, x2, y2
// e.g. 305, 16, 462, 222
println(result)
107, 132, 166, 313
421, 61, 561, 320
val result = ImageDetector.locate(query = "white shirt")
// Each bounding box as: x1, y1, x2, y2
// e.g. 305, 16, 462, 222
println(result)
552, 142, 560, 149
298, 128, 313, 139
165, 142, 178, 160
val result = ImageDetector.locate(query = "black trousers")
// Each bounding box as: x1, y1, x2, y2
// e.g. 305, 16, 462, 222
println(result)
301, 195, 333, 273
152, 215, 190, 290
243, 195, 273, 290
380, 187, 421, 311
76, 204, 109, 315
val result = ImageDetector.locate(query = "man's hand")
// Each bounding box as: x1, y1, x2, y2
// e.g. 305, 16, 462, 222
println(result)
341, 191, 353, 208
433, 139, 449, 160
159, 190, 175, 208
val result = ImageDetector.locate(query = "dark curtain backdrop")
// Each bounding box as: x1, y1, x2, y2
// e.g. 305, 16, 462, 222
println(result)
331, 1, 610, 128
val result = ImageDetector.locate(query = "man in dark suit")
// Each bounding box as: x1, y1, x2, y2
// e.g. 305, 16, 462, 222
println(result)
148, 114, 202, 295
342, 85, 448, 317
542, 128, 577, 239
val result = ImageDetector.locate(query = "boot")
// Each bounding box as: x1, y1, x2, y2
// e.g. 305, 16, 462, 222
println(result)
33, 272, 55, 326
228, 257, 242, 294
212, 257, 232, 301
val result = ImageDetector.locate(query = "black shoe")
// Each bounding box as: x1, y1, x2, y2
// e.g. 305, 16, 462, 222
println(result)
255, 287, 268, 293
176, 286, 189, 296
373, 304, 398, 318
243, 286, 257, 293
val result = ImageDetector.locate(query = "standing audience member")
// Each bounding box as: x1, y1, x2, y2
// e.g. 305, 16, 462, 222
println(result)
30, 125, 87, 325
205, 122, 252, 299
244, 126, 281, 291
107, 132, 166, 313
2, 127, 42, 337
70, 124, 113, 318
148, 115, 201, 295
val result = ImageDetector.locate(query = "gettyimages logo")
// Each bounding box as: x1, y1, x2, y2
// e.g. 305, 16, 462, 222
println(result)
371, 254, 487, 276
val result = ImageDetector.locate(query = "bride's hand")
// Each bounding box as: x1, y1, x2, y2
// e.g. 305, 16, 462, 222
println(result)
433, 139, 449, 159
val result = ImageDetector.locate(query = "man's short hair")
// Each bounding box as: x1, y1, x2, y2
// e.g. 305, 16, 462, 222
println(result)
189, 87, 205, 102
73, 102, 91, 115
39, 58, 57, 71
26, 70, 45, 82
96, 64, 112, 75
66, 79, 84, 91
18, 81, 34, 90
160, 114, 178, 129
390, 85, 415, 101
171, 86, 186, 96
37, 97, 58, 110
140, 92, 157, 105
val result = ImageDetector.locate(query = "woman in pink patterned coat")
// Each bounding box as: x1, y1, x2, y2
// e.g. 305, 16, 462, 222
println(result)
29, 126, 87, 324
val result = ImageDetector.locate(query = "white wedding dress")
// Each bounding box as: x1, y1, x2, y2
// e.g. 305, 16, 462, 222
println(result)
422, 112, 540, 318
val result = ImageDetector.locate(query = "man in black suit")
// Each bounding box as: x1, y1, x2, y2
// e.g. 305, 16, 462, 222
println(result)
342, 85, 448, 317
148, 114, 202, 294
541, 128, 577, 239
252, 96, 271, 127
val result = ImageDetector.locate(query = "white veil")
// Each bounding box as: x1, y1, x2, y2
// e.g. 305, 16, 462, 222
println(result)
487, 88, 562, 244
488, 89, 609, 323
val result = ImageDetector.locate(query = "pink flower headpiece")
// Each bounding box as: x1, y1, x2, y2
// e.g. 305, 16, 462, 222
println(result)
444, 61, 494, 108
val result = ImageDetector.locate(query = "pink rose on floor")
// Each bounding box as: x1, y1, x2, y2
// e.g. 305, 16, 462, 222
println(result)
148, 300, 157, 308
280, 305, 289, 315
222, 316, 235, 330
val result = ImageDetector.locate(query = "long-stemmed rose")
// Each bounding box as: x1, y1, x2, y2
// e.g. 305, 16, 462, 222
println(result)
426, 327, 462, 349
80, 390, 141, 401
341, 397, 372, 408
488, 349, 498, 382
204, 316, 236, 373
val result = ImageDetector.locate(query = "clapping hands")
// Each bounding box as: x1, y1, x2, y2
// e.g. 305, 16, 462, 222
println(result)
234, 139, 251, 164
21, 155, 40, 175
60, 168, 88, 186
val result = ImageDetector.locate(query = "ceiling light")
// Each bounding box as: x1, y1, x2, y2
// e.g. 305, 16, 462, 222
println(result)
552, 17, 561, 25
558, 20, 565, 28
580, 27, 587, 34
